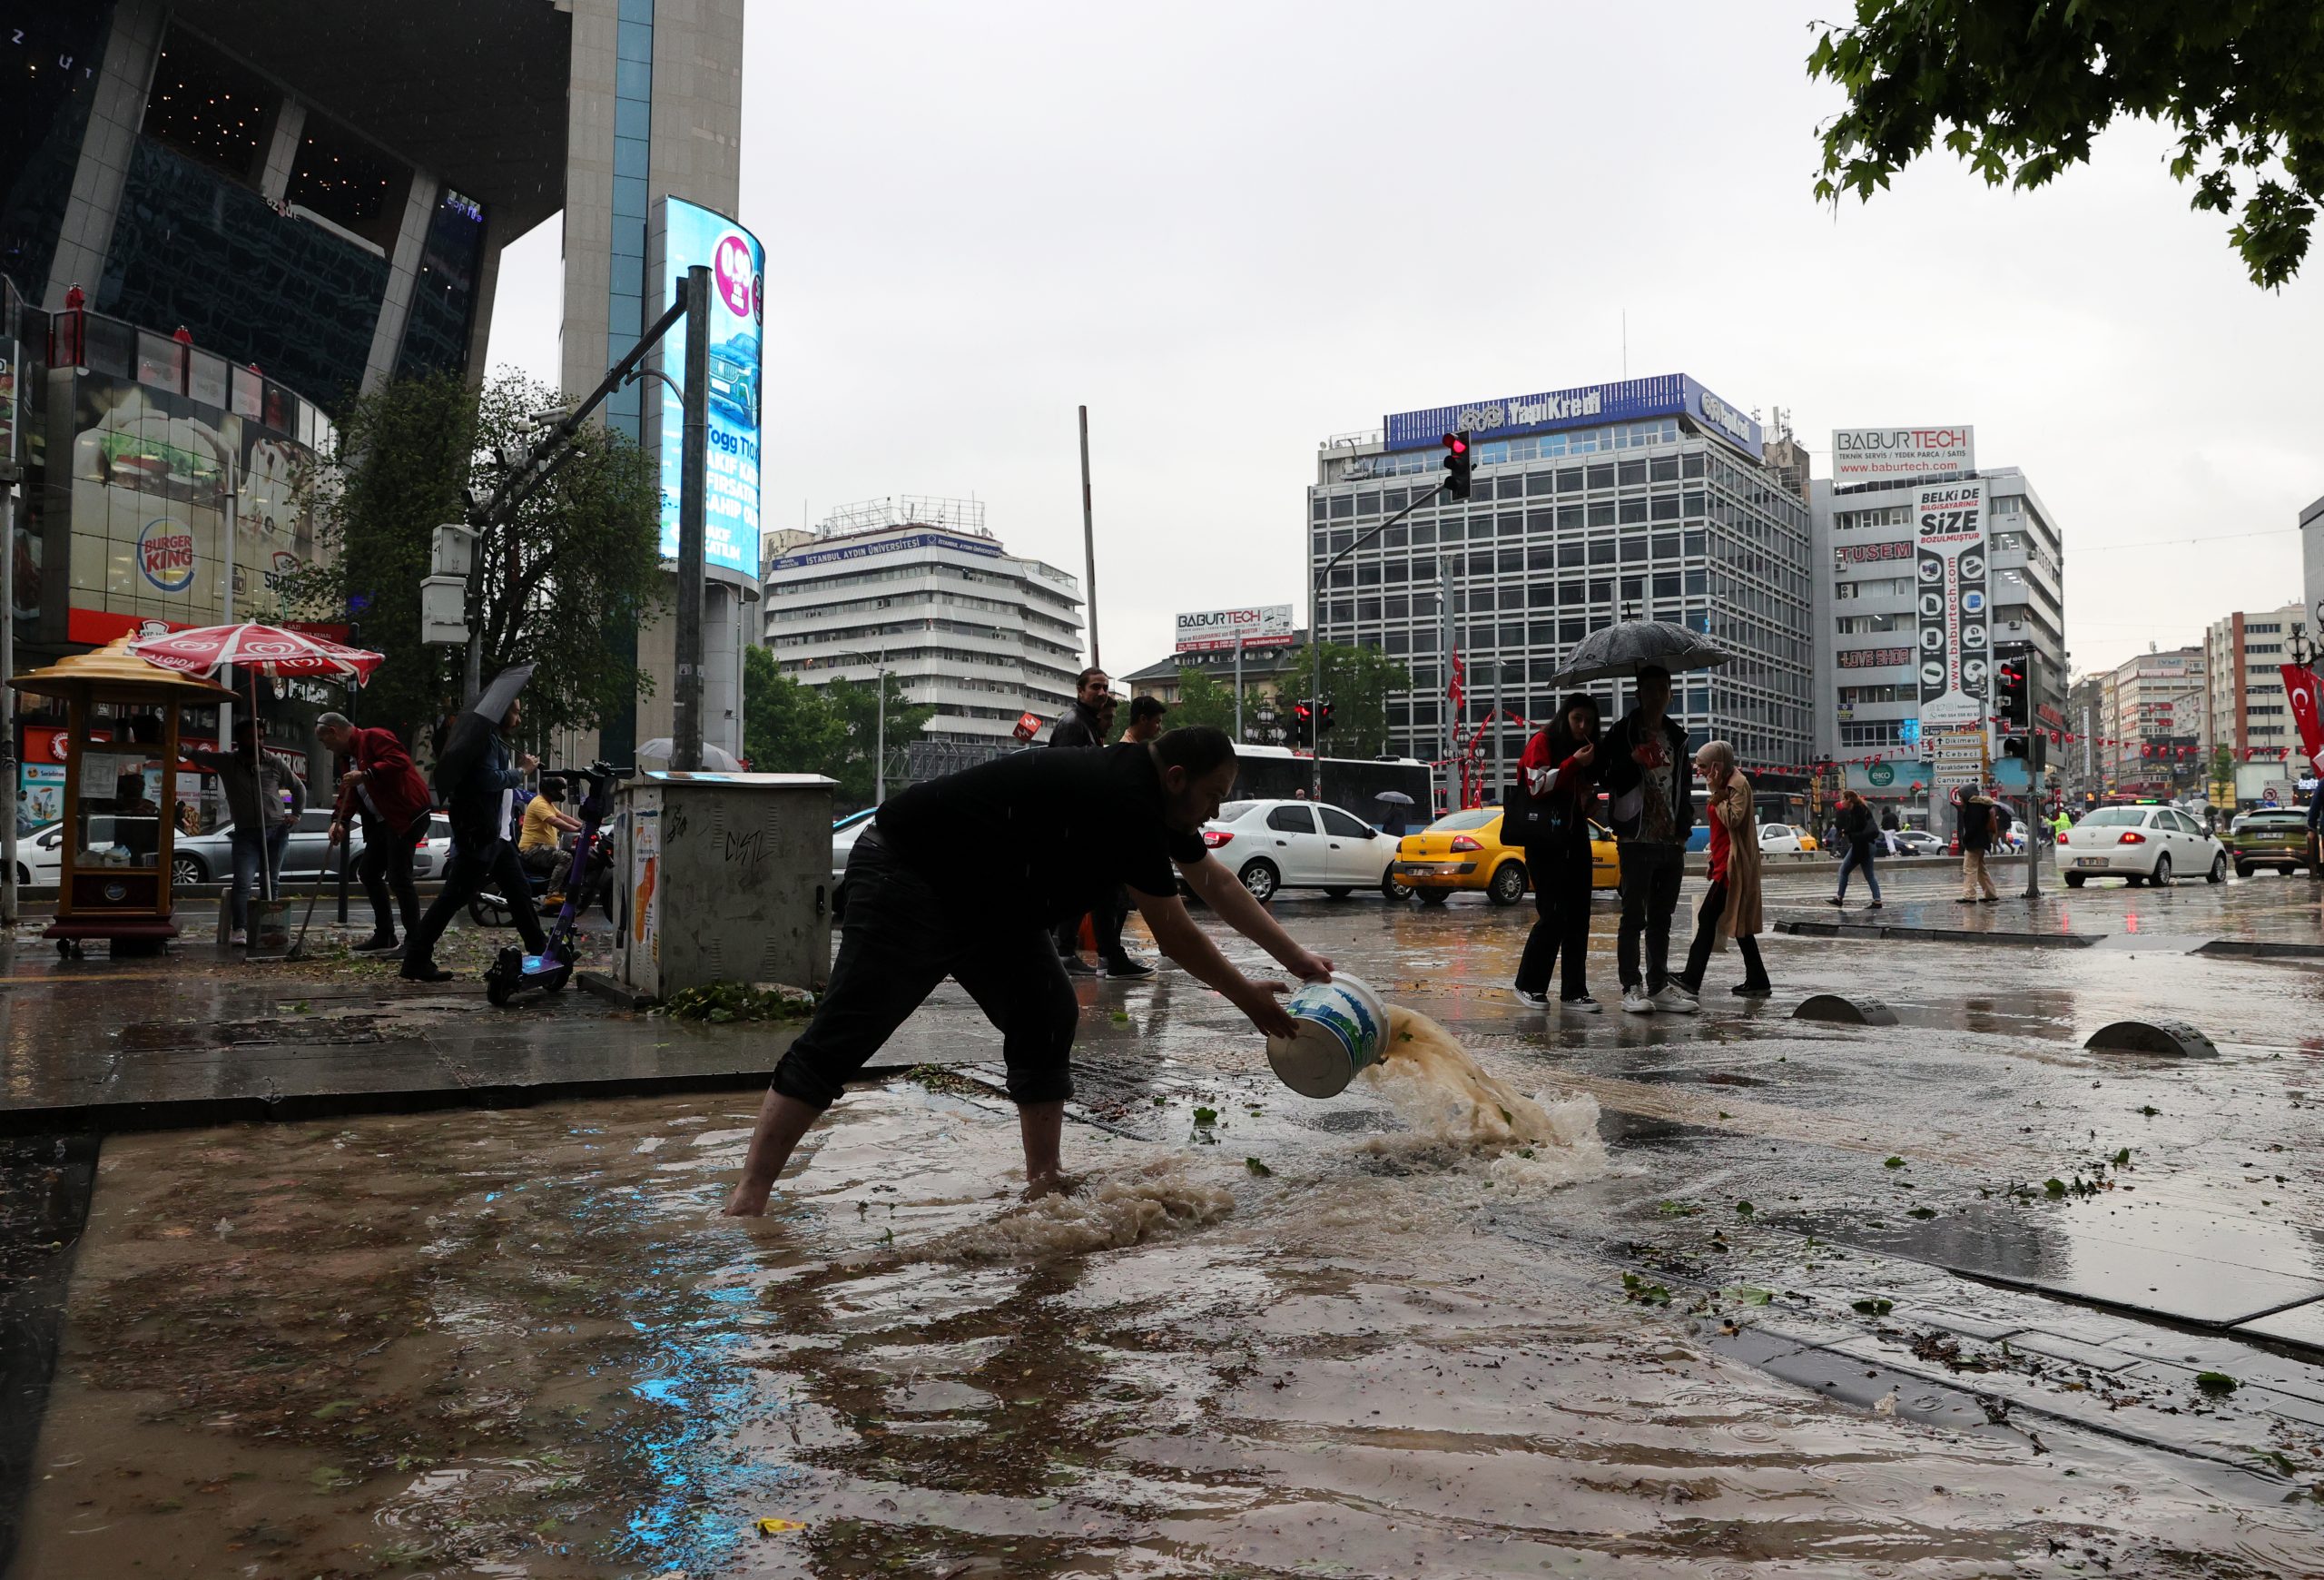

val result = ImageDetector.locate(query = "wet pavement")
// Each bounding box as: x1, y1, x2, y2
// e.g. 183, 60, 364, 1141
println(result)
7, 864, 2324, 1575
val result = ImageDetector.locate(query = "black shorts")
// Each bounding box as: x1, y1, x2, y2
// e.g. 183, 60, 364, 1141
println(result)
771, 832, 1078, 1110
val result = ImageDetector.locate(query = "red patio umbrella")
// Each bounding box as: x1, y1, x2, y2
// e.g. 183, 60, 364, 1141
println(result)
129, 624, 386, 901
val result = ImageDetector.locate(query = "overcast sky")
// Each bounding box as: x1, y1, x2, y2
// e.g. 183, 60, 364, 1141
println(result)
485, 0, 2324, 682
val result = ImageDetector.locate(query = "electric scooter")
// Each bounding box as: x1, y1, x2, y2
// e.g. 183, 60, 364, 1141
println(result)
484, 762, 627, 1007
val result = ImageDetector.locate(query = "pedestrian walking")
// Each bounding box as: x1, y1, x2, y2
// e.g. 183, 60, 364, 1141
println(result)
1956, 786, 2001, 904
1046, 667, 1153, 978
1674, 739, 1770, 1000
723, 727, 1336, 1215
1827, 789, 1884, 909
316, 712, 433, 955
1511, 693, 1602, 1012
186, 719, 302, 946
1601, 665, 1696, 1015
399, 667, 546, 982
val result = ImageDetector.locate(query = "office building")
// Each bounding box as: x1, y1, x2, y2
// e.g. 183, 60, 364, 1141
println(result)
762, 498, 1085, 755
1810, 445, 2066, 799
2305, 493, 2324, 637
2102, 647, 2204, 795
1308, 375, 1813, 787
2201, 603, 2307, 767
5, 0, 752, 760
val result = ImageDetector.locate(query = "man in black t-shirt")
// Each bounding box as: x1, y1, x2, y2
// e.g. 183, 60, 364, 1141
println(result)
724, 726, 1334, 1216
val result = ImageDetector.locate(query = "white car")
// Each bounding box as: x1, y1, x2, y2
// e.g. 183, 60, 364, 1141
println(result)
2058, 805, 2226, 888
1198, 798, 1404, 903
1757, 823, 1815, 854
832, 807, 876, 883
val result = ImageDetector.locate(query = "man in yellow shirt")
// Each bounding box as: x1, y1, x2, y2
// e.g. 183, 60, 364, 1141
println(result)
518, 775, 583, 875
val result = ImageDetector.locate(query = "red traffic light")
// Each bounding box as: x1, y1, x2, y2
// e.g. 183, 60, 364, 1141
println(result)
1441, 433, 1468, 454
1294, 702, 1313, 719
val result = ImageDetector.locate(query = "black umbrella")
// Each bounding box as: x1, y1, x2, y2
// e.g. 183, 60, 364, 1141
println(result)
1551, 620, 1730, 686
473, 662, 535, 724
1373, 790, 1414, 805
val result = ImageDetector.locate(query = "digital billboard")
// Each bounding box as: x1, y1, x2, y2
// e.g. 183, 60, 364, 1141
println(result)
655, 198, 763, 579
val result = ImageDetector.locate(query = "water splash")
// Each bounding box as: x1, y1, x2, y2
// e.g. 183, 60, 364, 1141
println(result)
1357, 1004, 1607, 1191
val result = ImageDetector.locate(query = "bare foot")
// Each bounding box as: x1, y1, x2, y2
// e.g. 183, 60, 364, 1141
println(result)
724, 1180, 774, 1217
1021, 1170, 1080, 1201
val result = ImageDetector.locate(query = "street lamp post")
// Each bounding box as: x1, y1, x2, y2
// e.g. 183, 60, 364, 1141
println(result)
822, 647, 892, 803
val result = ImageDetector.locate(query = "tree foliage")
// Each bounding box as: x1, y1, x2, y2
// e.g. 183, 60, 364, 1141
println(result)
1167, 667, 1265, 737
1808, 2, 2324, 287
740, 649, 935, 807
1281, 642, 1411, 758
284, 371, 668, 743
741, 646, 845, 775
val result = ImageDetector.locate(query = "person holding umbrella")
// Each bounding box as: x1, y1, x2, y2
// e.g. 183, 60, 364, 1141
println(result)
399, 666, 546, 983
1551, 620, 1728, 1017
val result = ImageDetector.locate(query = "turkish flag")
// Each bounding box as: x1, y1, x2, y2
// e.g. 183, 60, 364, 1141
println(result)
2282, 664, 2324, 772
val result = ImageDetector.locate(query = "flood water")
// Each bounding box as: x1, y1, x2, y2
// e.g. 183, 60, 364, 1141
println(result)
20, 1014, 2323, 1577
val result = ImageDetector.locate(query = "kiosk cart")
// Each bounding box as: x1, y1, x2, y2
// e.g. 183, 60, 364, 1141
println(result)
10, 637, 233, 955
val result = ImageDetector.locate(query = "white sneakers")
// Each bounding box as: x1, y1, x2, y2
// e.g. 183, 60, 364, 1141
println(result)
1621, 987, 1654, 1014
1652, 984, 1700, 1014
1512, 988, 1551, 1010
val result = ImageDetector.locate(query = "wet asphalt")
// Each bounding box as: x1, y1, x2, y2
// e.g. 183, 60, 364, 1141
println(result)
3, 858, 2322, 1575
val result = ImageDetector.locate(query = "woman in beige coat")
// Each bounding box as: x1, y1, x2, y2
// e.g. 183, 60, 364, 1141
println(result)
1673, 739, 1770, 999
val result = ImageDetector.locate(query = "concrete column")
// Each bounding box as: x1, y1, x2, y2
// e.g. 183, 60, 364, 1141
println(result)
43, 0, 166, 309
702, 579, 739, 758
361, 173, 443, 394
558, 0, 620, 406
257, 100, 307, 202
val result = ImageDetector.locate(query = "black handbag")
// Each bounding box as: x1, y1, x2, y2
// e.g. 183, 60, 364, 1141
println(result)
1502, 782, 1567, 847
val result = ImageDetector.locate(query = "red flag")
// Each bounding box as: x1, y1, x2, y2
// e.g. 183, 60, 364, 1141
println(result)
1448, 649, 1467, 715
2281, 664, 2324, 774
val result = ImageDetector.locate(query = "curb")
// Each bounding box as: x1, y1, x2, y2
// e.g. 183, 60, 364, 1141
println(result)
1773, 917, 2099, 949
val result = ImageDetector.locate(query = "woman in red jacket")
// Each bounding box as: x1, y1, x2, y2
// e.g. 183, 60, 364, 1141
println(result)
1512, 693, 1602, 1011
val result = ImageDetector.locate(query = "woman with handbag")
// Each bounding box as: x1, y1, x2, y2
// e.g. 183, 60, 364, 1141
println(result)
1512, 693, 1603, 1012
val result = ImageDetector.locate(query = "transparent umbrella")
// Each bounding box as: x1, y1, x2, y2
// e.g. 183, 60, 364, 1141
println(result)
636, 737, 743, 772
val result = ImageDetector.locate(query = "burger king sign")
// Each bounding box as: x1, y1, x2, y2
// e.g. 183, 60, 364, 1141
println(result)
137, 517, 196, 594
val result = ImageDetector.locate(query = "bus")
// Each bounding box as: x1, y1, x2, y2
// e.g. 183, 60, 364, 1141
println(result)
1227, 746, 1433, 831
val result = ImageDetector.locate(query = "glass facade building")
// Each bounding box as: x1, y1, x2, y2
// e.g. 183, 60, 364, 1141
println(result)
1310, 383, 1814, 784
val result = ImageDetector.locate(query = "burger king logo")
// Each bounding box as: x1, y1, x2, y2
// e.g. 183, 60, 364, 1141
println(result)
137, 518, 196, 593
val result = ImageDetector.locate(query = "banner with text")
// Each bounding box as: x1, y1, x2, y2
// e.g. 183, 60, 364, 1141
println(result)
1175, 604, 1295, 653
1833, 426, 1974, 482
1915, 479, 1988, 732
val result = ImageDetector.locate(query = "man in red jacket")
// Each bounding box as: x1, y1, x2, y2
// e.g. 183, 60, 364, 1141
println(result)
316, 713, 433, 955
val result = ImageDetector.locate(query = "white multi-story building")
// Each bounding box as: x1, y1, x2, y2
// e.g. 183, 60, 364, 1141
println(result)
2101, 646, 2204, 794
2201, 603, 2308, 768
761, 498, 1085, 751
1810, 457, 2067, 795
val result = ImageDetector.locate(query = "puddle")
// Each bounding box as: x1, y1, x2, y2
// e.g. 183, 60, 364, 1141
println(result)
18, 1074, 2324, 1577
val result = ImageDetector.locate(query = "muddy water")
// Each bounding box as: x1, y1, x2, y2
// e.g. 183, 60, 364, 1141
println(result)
21, 1069, 2320, 1578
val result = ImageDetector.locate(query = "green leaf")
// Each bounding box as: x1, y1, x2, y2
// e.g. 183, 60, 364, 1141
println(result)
2044, 1178, 2068, 1197
1883, 1156, 1906, 1169
1734, 1200, 1755, 1217
2195, 1370, 2238, 1397
1244, 1157, 1273, 1177
1192, 1107, 1217, 1127
1852, 1298, 1894, 1317
1907, 1207, 1937, 1220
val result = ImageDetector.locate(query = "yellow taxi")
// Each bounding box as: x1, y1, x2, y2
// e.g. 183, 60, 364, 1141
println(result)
1393, 807, 1620, 906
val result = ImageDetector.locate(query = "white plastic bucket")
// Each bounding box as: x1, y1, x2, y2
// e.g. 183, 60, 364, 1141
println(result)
1265, 973, 1390, 1098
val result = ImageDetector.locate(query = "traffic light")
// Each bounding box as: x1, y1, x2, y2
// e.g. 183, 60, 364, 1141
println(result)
1316, 700, 1336, 735
1995, 657, 2027, 730
1292, 699, 1314, 748
1440, 430, 1472, 502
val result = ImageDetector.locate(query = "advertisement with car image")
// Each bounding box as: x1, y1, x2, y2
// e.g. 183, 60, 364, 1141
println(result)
655, 198, 764, 580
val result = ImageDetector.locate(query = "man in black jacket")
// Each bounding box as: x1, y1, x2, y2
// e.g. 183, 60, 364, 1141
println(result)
1048, 667, 1154, 978
1599, 666, 1697, 1015
400, 672, 545, 983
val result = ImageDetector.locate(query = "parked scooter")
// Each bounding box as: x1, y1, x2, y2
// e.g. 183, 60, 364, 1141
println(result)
484, 762, 627, 1007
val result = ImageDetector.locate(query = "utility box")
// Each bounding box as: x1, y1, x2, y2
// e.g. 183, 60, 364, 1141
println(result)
609, 770, 836, 1000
